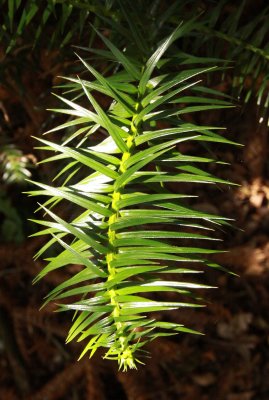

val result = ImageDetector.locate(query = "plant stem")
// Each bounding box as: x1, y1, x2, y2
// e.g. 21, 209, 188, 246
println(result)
104, 101, 142, 370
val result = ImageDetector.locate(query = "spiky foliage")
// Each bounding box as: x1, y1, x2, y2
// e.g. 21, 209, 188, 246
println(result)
28, 24, 236, 371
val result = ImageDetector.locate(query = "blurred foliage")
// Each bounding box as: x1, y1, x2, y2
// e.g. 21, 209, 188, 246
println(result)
0, 145, 32, 184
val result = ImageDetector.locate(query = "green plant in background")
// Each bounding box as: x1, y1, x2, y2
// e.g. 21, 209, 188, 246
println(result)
0, 145, 32, 184
1, 0, 269, 114
28, 23, 237, 371
0, 145, 31, 243
0, 0, 106, 51
193, 0, 269, 120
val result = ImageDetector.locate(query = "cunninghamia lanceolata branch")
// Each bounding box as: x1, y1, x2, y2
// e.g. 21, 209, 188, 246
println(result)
29, 24, 236, 370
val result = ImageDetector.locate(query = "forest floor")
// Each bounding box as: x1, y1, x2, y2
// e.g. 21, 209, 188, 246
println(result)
0, 59, 269, 400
